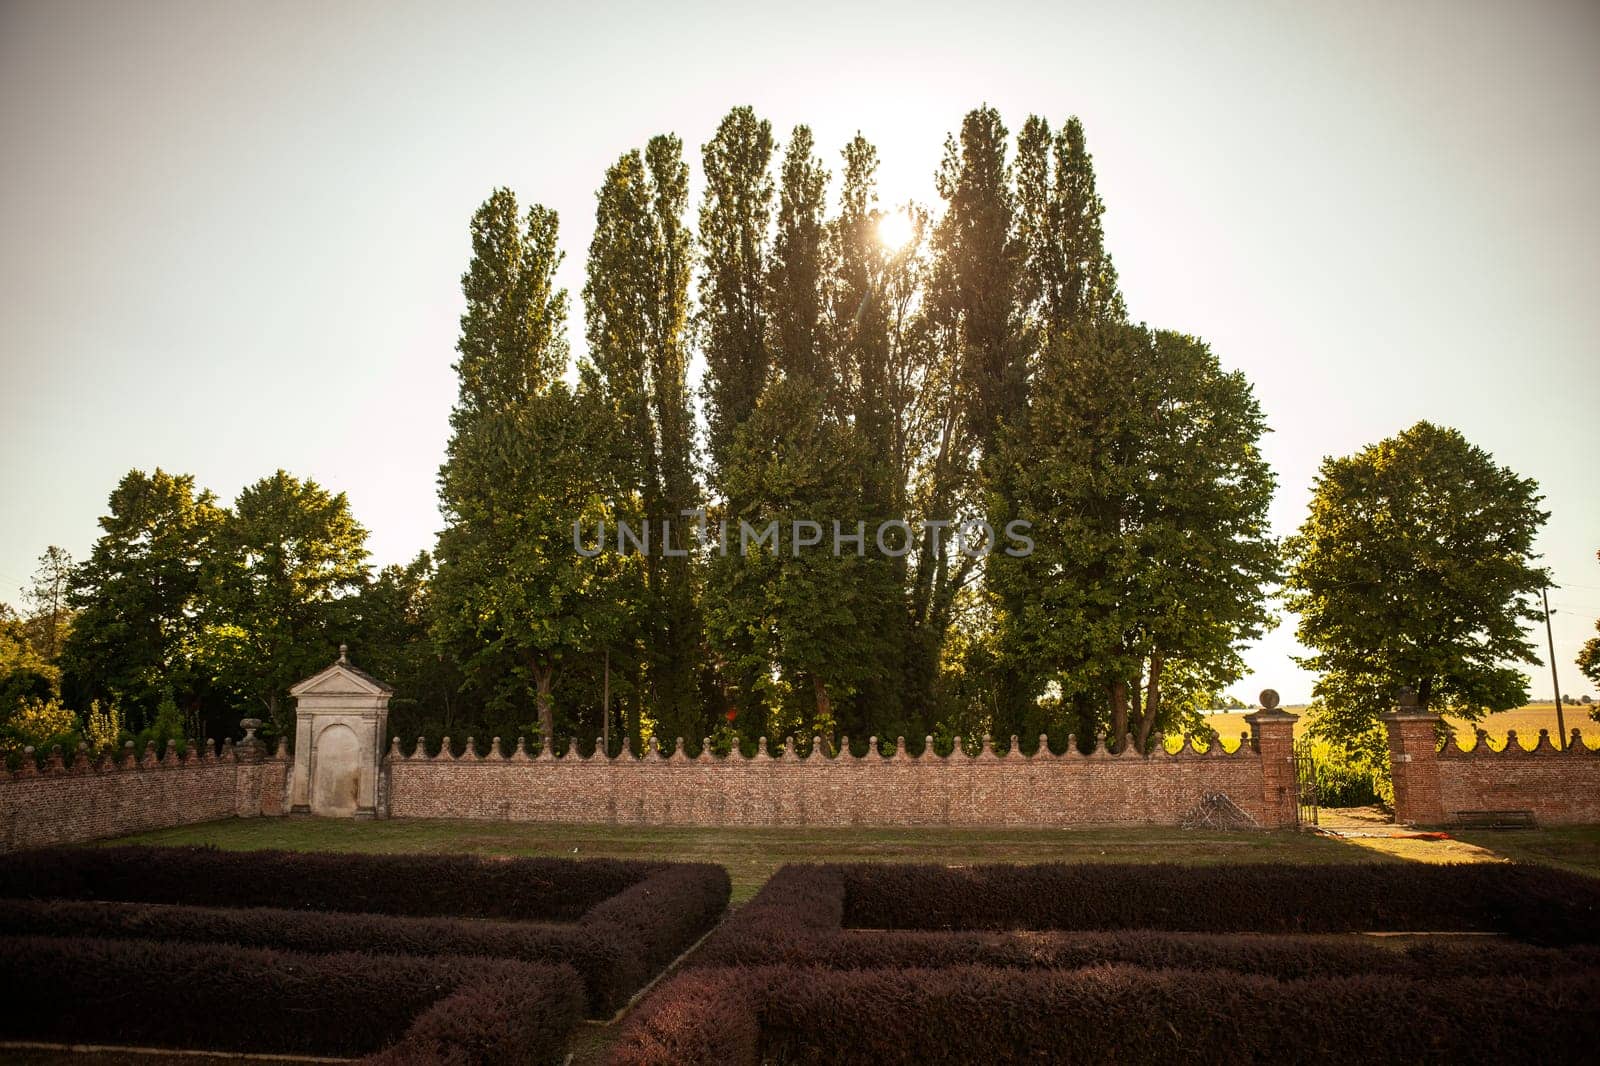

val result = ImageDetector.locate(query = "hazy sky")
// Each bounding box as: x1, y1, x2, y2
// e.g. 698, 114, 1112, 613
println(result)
3, 0, 1597, 704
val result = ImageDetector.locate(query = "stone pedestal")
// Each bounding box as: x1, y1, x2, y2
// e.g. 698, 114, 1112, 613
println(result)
1382, 688, 1444, 825
287, 646, 394, 818
1244, 689, 1299, 828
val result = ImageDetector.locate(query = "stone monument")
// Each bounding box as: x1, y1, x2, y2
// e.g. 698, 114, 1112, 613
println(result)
287, 645, 394, 818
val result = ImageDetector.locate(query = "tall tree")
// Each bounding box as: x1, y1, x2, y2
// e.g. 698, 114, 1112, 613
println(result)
698, 106, 775, 496
1015, 115, 1125, 341
434, 191, 634, 747
585, 136, 703, 746
1285, 422, 1550, 745
21, 546, 74, 662
63, 469, 224, 728
767, 126, 830, 386
929, 106, 1034, 735
204, 470, 370, 733
1003, 323, 1279, 751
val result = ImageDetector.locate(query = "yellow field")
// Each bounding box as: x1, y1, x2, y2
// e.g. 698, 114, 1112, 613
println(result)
1199, 703, 1598, 750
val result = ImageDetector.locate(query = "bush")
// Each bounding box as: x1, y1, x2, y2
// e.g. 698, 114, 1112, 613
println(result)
0, 859, 729, 1017
836, 862, 1600, 942
0, 934, 580, 1063
0, 845, 654, 921
613, 964, 1600, 1065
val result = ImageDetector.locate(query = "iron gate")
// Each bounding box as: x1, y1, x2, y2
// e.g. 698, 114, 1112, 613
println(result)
1293, 737, 1318, 827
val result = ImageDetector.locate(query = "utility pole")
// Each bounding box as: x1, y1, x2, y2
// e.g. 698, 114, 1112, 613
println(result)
1543, 588, 1567, 750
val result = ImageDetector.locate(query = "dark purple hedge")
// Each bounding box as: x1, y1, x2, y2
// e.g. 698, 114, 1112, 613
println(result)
612, 963, 1600, 1065
0, 934, 581, 1063
836, 861, 1600, 942
0, 860, 728, 1016
0, 845, 652, 921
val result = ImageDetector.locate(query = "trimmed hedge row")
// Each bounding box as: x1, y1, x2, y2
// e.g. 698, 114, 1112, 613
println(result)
0, 845, 651, 921
612, 963, 1600, 1064
695, 864, 1600, 978
0, 934, 581, 1064
839, 862, 1600, 942
0, 862, 729, 1016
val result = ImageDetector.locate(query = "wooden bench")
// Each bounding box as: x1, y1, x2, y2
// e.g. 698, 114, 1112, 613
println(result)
1450, 809, 1536, 828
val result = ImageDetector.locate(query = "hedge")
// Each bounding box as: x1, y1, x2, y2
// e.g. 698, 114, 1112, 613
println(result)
612, 963, 1600, 1065
0, 861, 729, 1016
0, 845, 652, 921
695, 864, 1600, 977
837, 862, 1600, 942
0, 934, 581, 1063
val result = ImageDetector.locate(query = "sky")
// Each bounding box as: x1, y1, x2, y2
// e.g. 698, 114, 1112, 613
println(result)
3, 0, 1598, 705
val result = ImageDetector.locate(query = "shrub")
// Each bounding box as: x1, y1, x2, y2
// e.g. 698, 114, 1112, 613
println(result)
0, 860, 729, 1017
836, 862, 1600, 942
0, 934, 580, 1063
613, 964, 1600, 1065
0, 845, 654, 921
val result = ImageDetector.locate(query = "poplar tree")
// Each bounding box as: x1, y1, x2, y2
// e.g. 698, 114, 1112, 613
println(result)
585, 138, 703, 746
929, 106, 1033, 737
698, 106, 775, 496
434, 191, 632, 747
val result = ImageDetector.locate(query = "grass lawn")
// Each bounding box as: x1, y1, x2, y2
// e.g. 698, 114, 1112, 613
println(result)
102, 815, 1600, 904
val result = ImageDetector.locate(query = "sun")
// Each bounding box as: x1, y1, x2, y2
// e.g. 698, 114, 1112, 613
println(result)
876, 208, 915, 250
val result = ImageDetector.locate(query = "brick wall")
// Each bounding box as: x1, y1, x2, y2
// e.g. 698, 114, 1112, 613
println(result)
1385, 704, 1600, 826
1433, 730, 1600, 825
0, 739, 290, 851
386, 728, 1299, 829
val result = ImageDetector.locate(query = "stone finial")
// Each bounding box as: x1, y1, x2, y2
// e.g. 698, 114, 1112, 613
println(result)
73, 742, 92, 775
18, 747, 37, 777
490, 736, 503, 760
1396, 687, 1418, 711
338, 643, 350, 665
1259, 689, 1280, 710
389, 736, 403, 759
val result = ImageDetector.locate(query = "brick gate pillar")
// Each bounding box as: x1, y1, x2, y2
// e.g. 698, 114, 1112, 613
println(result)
1245, 689, 1299, 828
1382, 688, 1444, 825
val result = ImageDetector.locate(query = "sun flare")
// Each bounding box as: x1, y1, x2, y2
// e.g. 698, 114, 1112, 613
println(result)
876, 209, 915, 250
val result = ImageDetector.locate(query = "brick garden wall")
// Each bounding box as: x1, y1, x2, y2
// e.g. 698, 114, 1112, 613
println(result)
1434, 733, 1600, 825
0, 740, 289, 851
385, 727, 1299, 830
1385, 708, 1600, 826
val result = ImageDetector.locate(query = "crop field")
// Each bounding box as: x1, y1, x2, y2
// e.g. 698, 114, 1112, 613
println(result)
1201, 703, 1598, 749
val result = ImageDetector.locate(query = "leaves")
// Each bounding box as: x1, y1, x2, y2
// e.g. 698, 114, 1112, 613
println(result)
1285, 421, 1550, 742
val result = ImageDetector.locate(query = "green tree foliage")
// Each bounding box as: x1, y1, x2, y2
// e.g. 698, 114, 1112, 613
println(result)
1004, 323, 1279, 751
1285, 422, 1550, 746
348, 552, 464, 741
63, 469, 224, 729
436, 191, 638, 748
21, 546, 74, 661
0, 603, 59, 720
698, 106, 775, 494
204, 470, 370, 733
585, 137, 703, 745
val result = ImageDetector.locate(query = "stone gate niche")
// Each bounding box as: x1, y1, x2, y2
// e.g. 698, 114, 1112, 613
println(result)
288, 645, 393, 818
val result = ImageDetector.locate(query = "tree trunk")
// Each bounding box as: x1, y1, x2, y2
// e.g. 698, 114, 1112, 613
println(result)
1108, 680, 1128, 752
1136, 653, 1164, 754
531, 658, 555, 753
